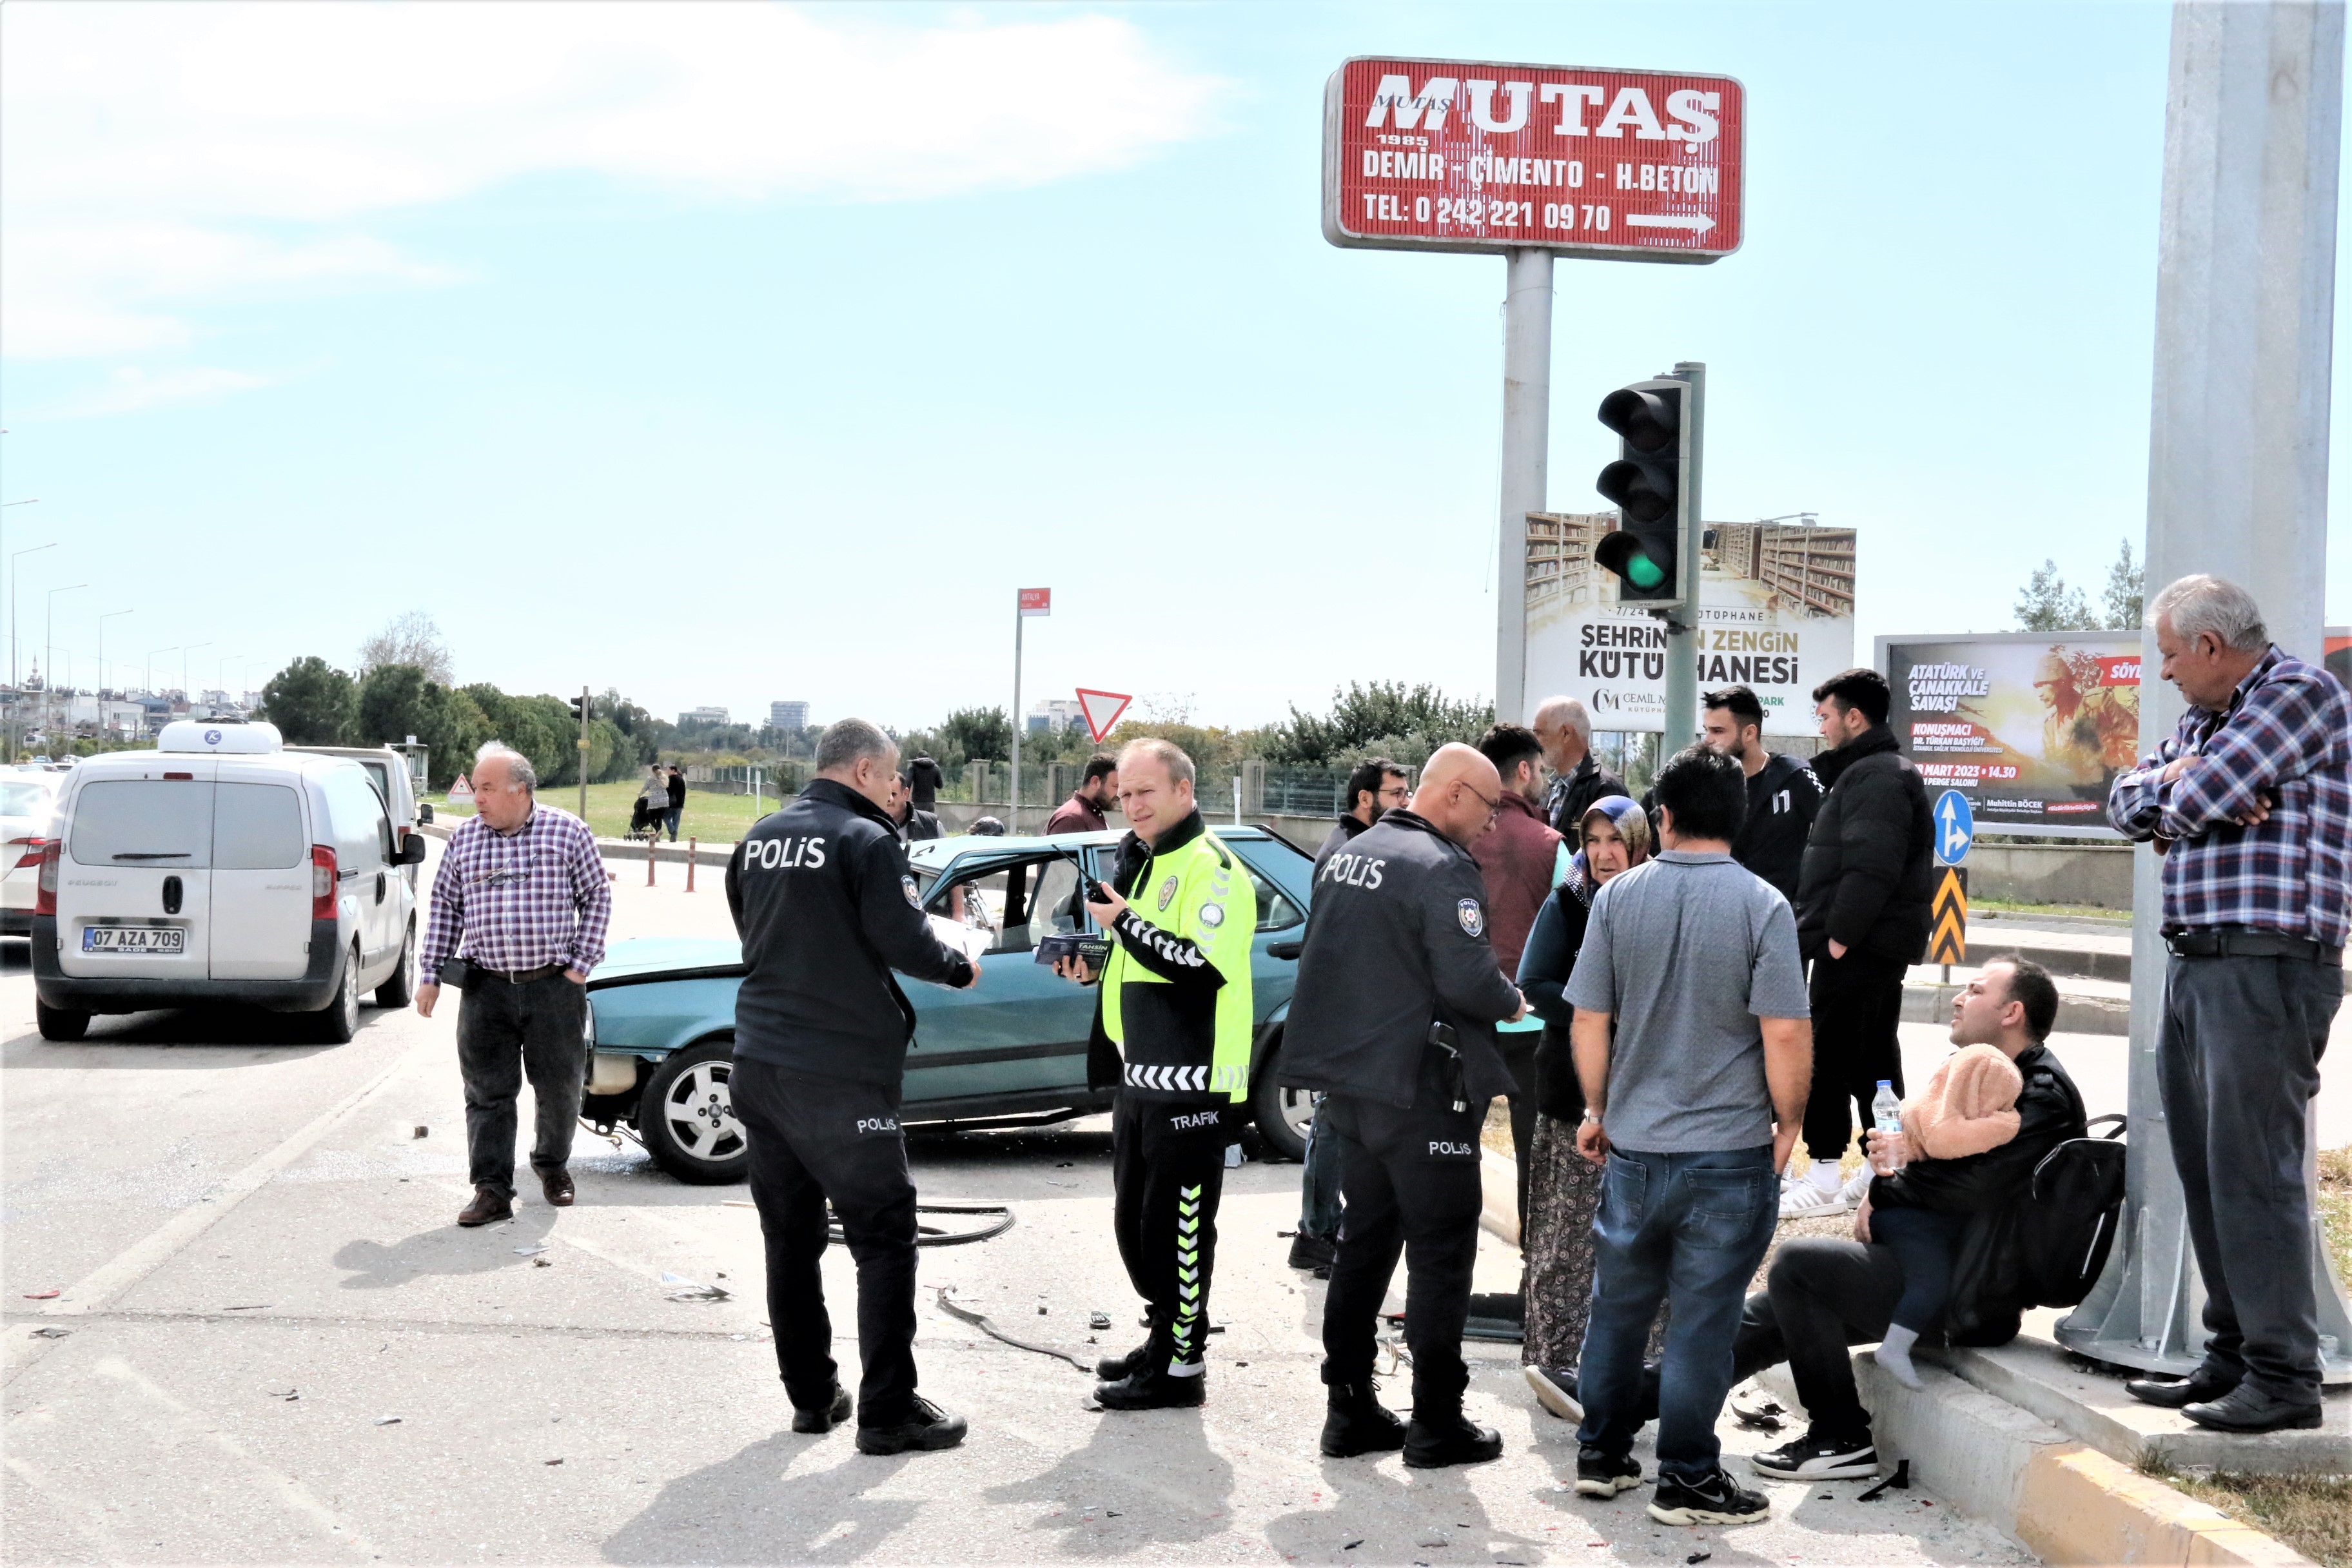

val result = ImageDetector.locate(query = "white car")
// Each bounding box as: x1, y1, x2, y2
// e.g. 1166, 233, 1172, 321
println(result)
2, 768, 65, 936
32, 720, 425, 1043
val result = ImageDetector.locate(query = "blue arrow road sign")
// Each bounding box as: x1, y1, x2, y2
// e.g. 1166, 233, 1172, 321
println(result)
1934, 789, 1974, 866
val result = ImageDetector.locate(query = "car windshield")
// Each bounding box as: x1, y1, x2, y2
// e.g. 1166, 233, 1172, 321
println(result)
1, 780, 54, 820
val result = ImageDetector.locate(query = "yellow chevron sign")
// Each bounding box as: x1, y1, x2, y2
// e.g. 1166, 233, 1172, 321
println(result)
1928, 867, 1968, 965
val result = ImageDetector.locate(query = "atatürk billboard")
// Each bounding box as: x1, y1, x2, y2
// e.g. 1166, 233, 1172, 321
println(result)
1323, 57, 1745, 261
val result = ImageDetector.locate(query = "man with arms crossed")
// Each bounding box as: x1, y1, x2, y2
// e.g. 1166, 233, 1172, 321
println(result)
725, 719, 980, 1455
1569, 747, 1811, 1525
2108, 574, 2351, 1433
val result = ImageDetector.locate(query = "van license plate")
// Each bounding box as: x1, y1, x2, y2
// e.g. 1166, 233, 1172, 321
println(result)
82, 926, 185, 954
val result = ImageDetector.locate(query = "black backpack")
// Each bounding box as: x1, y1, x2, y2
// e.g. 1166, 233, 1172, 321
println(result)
2015, 1114, 2128, 1307
1943, 1114, 2126, 1346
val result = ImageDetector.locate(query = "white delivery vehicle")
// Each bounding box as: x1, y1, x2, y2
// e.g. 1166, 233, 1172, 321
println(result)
287, 744, 433, 888
32, 720, 426, 1043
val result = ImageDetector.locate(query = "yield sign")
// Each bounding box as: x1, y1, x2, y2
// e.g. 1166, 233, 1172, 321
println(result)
1075, 689, 1132, 743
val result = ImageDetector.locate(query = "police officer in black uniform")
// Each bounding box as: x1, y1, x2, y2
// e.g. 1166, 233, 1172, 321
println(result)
725, 718, 979, 1455
1280, 743, 1530, 1468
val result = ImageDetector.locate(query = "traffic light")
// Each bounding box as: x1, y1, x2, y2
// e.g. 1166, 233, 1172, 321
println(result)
570, 693, 594, 727
1593, 378, 1693, 604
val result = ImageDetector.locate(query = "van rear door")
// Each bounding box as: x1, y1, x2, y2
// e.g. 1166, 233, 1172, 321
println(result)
209, 767, 313, 980
55, 765, 217, 981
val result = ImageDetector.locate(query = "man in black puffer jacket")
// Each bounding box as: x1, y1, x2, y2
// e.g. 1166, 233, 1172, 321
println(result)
1784, 668, 1934, 1214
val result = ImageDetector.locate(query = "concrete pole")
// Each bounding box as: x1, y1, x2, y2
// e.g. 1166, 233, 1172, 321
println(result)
1496, 248, 1553, 726
1010, 598, 1024, 823
2057, 0, 2352, 1382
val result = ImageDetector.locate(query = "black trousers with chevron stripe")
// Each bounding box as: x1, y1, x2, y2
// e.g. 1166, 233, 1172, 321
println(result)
1111, 1093, 1230, 1375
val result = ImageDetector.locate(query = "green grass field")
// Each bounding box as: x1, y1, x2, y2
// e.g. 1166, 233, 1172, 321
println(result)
435, 781, 776, 843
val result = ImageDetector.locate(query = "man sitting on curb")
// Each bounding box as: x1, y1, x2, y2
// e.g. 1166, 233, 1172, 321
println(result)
1723, 957, 2086, 1481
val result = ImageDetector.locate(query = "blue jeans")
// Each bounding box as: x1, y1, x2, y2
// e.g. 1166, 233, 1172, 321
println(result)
1576, 1145, 1777, 1479
663, 805, 682, 841
1297, 1093, 1342, 1240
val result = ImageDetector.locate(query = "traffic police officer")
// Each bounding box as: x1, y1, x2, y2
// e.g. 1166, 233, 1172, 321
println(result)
1280, 743, 1529, 1467
725, 718, 979, 1456
1054, 738, 1256, 1410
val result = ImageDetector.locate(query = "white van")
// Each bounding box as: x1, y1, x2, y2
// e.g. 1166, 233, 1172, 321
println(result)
32, 720, 426, 1043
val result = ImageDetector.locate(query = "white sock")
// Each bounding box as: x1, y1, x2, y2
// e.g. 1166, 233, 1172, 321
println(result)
1808, 1159, 1843, 1195
1875, 1324, 1923, 1389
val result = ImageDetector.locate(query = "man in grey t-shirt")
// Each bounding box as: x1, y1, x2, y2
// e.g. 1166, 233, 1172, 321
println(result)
1563, 747, 1812, 1526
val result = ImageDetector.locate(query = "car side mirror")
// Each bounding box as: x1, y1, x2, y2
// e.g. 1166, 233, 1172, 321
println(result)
397, 834, 428, 865
417, 803, 435, 824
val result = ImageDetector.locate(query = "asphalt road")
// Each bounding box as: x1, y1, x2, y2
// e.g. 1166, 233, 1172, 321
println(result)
3, 848, 2027, 1565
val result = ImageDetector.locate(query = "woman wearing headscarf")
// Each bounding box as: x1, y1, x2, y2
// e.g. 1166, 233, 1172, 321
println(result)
1514, 794, 1665, 1421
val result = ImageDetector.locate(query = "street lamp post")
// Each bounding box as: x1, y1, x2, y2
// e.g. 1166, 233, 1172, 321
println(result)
43, 583, 86, 747
6, 533, 54, 757
98, 609, 133, 714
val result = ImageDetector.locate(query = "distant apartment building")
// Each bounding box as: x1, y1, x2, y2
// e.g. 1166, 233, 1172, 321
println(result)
678, 706, 729, 727
769, 700, 809, 730
1026, 698, 1084, 734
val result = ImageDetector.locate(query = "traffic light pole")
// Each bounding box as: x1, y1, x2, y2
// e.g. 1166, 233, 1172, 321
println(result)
1496, 248, 1553, 725
2055, 0, 2352, 1384
577, 685, 591, 821
1656, 360, 1707, 752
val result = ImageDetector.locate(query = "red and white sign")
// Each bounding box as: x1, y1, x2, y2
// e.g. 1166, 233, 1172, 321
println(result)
1323, 56, 1744, 262
1075, 689, 1132, 743
1017, 587, 1051, 616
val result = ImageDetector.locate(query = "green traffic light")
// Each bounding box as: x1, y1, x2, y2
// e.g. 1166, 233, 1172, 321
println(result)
1625, 553, 1665, 590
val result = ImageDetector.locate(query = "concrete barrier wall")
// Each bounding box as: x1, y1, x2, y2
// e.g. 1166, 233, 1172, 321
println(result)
1966, 841, 2134, 909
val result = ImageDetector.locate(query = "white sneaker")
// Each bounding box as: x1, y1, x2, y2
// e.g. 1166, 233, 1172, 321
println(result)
1838, 1168, 1875, 1206
1778, 1181, 1848, 1219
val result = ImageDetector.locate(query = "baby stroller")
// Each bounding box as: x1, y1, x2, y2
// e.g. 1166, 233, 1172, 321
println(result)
627, 798, 659, 840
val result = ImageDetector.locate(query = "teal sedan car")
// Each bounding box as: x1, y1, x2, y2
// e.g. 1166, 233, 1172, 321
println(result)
578, 826, 1319, 1183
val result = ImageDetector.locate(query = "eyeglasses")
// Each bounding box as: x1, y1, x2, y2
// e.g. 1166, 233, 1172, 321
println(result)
1457, 781, 1501, 821
1376, 785, 1411, 803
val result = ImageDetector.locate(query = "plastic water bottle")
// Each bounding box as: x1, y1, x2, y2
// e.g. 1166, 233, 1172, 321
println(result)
1872, 1080, 1905, 1171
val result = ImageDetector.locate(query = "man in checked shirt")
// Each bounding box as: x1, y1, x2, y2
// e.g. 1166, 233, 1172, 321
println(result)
2108, 574, 2351, 1434
418, 742, 613, 1227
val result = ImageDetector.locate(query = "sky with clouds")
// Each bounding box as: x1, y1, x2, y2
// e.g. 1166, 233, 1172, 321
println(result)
2, 1, 2345, 732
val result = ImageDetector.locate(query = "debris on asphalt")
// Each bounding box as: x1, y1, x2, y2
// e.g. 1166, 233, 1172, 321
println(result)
533, 1257, 552, 1268
1687, 1553, 1710, 1565
29, 1327, 70, 1339
721, 1200, 757, 1208
1037, 1302, 1050, 1315
936, 1288, 1093, 1371
1088, 1311, 1112, 1329
1416, 1533, 1447, 1548
413, 1126, 429, 1139
23, 1289, 59, 1300
1342, 1541, 1362, 1551
262, 1385, 299, 1400
1855, 1459, 1911, 1502
544, 1458, 564, 1465
222, 1304, 270, 1311
374, 1416, 402, 1426
660, 1272, 730, 1302
514, 1244, 548, 1256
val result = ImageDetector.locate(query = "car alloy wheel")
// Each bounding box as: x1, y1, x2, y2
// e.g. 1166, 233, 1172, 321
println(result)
636, 1041, 750, 1183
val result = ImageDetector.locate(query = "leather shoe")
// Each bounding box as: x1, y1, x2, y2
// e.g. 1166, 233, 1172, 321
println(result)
457, 1186, 513, 1227
792, 1384, 853, 1434
2182, 1382, 2323, 1434
2126, 1368, 2237, 1408
540, 1167, 575, 1207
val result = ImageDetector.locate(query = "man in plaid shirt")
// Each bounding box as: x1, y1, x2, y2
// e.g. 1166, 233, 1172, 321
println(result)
419, 742, 612, 1227
2106, 574, 2350, 1433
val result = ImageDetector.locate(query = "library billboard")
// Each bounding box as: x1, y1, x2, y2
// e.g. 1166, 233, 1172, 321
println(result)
1522, 514, 1856, 734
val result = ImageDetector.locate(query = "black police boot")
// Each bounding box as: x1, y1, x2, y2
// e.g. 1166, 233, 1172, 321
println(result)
2125, 1367, 2238, 1409
1403, 1409, 1504, 1469
790, 1382, 853, 1434
854, 1396, 969, 1456
1095, 1340, 1151, 1381
1095, 1363, 1207, 1411
1320, 1380, 1407, 1457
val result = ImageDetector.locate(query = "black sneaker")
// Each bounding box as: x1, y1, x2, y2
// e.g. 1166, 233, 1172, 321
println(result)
854, 1396, 968, 1456
1320, 1380, 1407, 1457
1287, 1232, 1336, 1271
1094, 1340, 1150, 1380
1095, 1366, 1206, 1411
1750, 1429, 1879, 1480
1574, 1444, 1641, 1496
790, 1384, 853, 1434
1525, 1364, 1582, 1423
1649, 1467, 1770, 1525
1403, 1411, 1504, 1469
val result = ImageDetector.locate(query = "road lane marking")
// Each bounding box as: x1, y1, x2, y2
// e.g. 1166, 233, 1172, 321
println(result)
42, 1044, 423, 1320
93, 1355, 379, 1560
